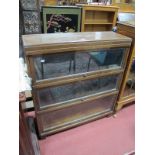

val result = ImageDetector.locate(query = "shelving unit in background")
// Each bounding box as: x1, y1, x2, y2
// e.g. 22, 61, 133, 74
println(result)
78, 5, 119, 32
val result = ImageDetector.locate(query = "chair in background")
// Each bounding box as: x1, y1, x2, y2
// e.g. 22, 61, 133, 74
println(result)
87, 49, 123, 71
87, 51, 107, 71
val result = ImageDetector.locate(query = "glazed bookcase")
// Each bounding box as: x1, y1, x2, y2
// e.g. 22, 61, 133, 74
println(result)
22, 32, 132, 138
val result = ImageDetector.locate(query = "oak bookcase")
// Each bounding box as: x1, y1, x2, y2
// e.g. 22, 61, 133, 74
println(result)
22, 32, 131, 137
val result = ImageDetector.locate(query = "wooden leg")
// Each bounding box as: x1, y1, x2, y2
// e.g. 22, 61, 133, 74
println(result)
69, 59, 72, 73
130, 80, 135, 89
40, 59, 45, 79
27, 117, 41, 154
98, 77, 101, 88
115, 103, 123, 111
73, 58, 76, 73
41, 63, 43, 79
87, 57, 91, 71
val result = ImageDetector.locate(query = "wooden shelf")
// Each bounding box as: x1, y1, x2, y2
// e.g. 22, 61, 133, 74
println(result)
84, 24, 113, 32
84, 21, 113, 25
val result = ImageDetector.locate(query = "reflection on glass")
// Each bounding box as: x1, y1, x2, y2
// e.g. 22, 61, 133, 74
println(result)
37, 75, 119, 107
34, 48, 125, 80
123, 59, 135, 97
42, 95, 117, 129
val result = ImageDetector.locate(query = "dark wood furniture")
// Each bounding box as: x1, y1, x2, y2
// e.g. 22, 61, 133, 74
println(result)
19, 92, 40, 155
116, 21, 135, 110
22, 32, 132, 138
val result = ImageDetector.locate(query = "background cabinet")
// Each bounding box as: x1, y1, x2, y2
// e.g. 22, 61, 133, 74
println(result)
22, 32, 132, 137
116, 21, 135, 110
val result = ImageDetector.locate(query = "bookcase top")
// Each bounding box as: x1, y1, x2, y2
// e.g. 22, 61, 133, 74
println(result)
22, 31, 132, 55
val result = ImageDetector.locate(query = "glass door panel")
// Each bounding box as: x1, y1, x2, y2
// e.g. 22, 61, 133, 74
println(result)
36, 74, 120, 108
33, 48, 126, 81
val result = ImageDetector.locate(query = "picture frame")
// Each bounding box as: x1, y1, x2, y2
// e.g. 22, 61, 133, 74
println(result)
42, 6, 82, 33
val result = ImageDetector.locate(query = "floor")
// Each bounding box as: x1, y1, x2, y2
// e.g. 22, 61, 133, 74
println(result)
38, 104, 135, 155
